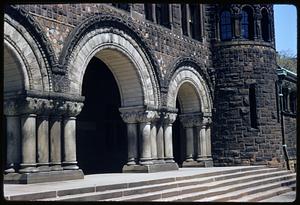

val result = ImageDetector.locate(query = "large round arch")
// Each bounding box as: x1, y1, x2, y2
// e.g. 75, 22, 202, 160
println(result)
65, 28, 160, 108
64, 24, 161, 173
4, 14, 51, 93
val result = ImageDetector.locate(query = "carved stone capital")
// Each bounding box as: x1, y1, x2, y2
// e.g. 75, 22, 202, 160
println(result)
163, 112, 177, 125
137, 110, 158, 123
4, 100, 18, 116
19, 97, 44, 115
120, 111, 138, 124
180, 112, 203, 128
63, 101, 84, 117
50, 99, 65, 116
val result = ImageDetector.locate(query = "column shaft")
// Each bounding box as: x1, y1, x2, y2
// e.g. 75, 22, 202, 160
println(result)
126, 123, 138, 165
164, 123, 174, 163
37, 115, 50, 171
50, 116, 63, 171
197, 126, 207, 160
139, 122, 153, 164
150, 122, 158, 161
206, 127, 212, 158
156, 124, 165, 162
63, 117, 79, 170
19, 114, 38, 173
185, 127, 194, 161
5, 116, 21, 173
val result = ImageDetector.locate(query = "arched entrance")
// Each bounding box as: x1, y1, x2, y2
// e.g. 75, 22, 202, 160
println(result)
167, 66, 213, 167
65, 27, 162, 173
76, 57, 127, 174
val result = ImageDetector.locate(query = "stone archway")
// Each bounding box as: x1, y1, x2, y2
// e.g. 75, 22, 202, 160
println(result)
4, 14, 52, 177
167, 66, 213, 167
65, 27, 169, 173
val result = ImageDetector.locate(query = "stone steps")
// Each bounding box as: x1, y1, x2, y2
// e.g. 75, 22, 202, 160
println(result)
8, 166, 295, 202
152, 172, 295, 202
39, 167, 295, 202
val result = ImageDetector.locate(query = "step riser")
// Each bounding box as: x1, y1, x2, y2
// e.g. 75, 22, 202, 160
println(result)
218, 181, 296, 202
250, 188, 293, 202
179, 173, 295, 197
63, 174, 295, 201
178, 176, 295, 201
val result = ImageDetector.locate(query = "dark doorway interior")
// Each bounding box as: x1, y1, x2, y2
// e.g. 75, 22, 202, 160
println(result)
173, 99, 185, 167
76, 57, 127, 174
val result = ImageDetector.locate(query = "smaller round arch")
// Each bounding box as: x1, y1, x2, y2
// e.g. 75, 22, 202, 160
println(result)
167, 66, 212, 114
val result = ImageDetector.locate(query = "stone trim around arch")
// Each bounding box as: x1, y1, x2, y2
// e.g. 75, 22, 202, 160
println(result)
4, 15, 51, 92
66, 27, 160, 108
166, 66, 212, 114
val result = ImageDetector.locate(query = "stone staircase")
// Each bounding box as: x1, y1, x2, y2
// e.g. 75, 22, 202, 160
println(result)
28, 166, 295, 202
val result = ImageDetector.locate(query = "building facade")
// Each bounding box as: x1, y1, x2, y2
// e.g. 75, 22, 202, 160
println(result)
3, 3, 296, 183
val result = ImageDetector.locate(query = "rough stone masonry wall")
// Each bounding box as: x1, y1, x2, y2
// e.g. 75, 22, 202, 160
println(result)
284, 116, 296, 159
17, 4, 214, 84
212, 43, 284, 166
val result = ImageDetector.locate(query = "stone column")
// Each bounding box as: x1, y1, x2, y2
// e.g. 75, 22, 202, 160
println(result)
18, 97, 41, 173
49, 101, 64, 171
180, 114, 195, 163
4, 100, 21, 173
36, 99, 52, 172
137, 110, 157, 165
150, 118, 158, 163
156, 116, 165, 163
120, 109, 139, 165
36, 115, 50, 171
163, 112, 177, 163
197, 124, 207, 160
62, 101, 83, 170
254, 13, 262, 40
195, 115, 213, 167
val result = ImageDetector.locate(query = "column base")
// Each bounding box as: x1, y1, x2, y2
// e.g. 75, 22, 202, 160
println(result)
122, 162, 178, 173
4, 169, 84, 184
37, 166, 51, 172
195, 158, 214, 167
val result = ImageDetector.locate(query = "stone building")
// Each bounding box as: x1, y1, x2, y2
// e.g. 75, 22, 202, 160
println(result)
3, 3, 296, 183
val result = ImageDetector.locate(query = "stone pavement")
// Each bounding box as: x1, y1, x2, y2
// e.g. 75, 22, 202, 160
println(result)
4, 166, 256, 197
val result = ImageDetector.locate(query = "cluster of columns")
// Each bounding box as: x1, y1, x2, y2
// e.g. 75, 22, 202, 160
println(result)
4, 96, 83, 174
179, 113, 213, 166
119, 107, 178, 167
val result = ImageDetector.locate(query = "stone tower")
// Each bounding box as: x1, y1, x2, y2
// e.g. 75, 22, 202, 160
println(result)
212, 4, 283, 166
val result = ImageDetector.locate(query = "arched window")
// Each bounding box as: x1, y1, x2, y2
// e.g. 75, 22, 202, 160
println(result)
241, 7, 254, 40
112, 3, 130, 12
181, 4, 188, 36
261, 8, 270, 41
145, 4, 153, 21
189, 4, 201, 40
220, 10, 232, 41
156, 4, 171, 28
